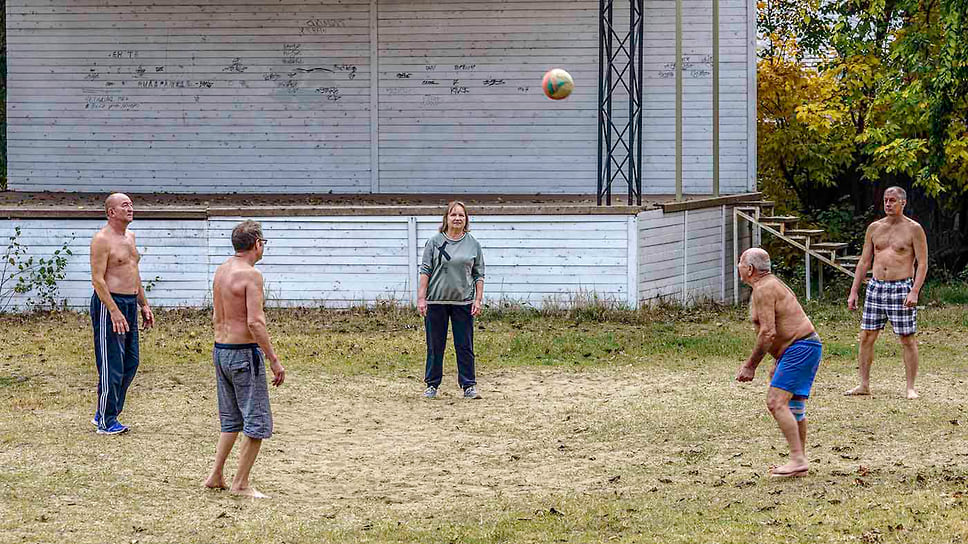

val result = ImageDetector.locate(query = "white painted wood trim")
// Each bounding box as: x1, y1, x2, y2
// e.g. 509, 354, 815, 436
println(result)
732, 206, 739, 304
805, 236, 811, 300
627, 215, 638, 309
204, 218, 213, 307
407, 216, 417, 304
370, 0, 380, 193
746, 0, 757, 192
720, 204, 726, 302
682, 209, 689, 303
675, 0, 684, 200
214, 216, 417, 224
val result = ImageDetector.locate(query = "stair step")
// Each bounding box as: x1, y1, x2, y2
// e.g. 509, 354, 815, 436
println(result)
788, 229, 824, 236
811, 242, 849, 250
838, 255, 862, 263
739, 200, 776, 208
759, 216, 799, 223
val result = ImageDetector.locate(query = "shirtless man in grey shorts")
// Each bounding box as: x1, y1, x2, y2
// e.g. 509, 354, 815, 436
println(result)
204, 220, 286, 498
846, 187, 928, 399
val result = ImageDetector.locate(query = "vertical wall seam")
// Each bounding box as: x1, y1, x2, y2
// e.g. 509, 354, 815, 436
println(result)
682, 210, 688, 304
407, 216, 418, 305
627, 215, 638, 310
720, 204, 726, 302
747, 0, 757, 192
369, 0, 380, 194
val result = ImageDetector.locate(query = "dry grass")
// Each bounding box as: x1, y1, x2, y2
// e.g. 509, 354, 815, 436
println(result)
1, 305, 968, 543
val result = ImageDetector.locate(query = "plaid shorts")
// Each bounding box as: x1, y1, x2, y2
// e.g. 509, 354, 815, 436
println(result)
862, 278, 917, 336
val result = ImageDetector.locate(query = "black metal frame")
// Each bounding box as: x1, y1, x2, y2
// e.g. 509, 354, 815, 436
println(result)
597, 0, 644, 206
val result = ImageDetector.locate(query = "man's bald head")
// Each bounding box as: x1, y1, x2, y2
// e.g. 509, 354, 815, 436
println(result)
104, 193, 134, 223
741, 248, 772, 274
105, 193, 130, 212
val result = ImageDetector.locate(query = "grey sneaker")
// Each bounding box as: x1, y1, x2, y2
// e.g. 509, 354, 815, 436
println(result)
463, 385, 481, 400
423, 385, 438, 399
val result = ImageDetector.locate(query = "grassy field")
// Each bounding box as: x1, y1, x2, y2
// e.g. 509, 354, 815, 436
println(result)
1, 302, 967, 543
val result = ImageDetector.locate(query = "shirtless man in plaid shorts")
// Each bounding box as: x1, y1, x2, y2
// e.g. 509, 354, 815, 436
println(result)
845, 187, 928, 399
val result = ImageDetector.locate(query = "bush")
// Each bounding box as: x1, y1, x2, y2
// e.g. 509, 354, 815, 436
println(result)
0, 227, 74, 311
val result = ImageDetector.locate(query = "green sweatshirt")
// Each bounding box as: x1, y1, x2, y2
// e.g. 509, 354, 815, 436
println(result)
420, 232, 485, 304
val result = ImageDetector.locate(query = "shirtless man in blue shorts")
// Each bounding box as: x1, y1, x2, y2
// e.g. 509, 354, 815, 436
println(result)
845, 186, 928, 399
736, 248, 822, 478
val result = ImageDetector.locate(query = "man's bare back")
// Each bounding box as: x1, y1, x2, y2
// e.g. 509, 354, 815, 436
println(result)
736, 248, 823, 479
751, 275, 817, 360
205, 222, 283, 499
213, 257, 263, 344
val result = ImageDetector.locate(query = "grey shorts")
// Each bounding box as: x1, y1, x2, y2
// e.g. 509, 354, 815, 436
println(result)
214, 343, 272, 439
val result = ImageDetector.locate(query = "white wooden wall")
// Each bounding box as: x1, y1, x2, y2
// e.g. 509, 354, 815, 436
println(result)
5, 0, 754, 195
0, 214, 640, 310
377, 1, 599, 194
637, 204, 744, 304
209, 217, 413, 306
0, 220, 210, 308
415, 216, 636, 307
642, 0, 755, 194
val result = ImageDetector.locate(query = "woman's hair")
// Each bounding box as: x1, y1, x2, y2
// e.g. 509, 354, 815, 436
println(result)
438, 201, 470, 233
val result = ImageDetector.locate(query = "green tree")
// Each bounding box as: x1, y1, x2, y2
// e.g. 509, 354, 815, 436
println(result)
757, 0, 968, 267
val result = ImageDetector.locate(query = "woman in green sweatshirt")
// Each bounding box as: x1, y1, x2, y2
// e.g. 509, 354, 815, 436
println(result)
417, 201, 485, 400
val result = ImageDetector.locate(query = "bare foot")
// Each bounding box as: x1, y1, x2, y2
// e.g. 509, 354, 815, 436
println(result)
906, 389, 919, 400
844, 385, 870, 396
231, 486, 269, 499
769, 462, 809, 478
204, 475, 227, 490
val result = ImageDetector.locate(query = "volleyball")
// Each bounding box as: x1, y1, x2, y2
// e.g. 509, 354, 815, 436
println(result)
542, 68, 574, 100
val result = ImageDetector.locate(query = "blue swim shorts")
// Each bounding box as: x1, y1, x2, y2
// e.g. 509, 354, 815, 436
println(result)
770, 333, 823, 398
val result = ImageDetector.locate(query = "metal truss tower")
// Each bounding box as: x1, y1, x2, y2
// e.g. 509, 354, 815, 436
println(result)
597, 0, 644, 206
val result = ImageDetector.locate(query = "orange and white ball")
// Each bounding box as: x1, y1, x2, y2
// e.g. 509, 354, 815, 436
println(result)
542, 68, 574, 100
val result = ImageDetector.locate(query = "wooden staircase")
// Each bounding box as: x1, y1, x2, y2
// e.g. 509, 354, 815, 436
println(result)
732, 200, 863, 303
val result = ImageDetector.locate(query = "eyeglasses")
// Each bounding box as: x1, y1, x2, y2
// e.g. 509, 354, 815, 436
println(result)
258, 238, 268, 245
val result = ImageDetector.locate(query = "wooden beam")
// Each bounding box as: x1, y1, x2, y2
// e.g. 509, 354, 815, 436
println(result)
0, 207, 207, 220
660, 192, 763, 213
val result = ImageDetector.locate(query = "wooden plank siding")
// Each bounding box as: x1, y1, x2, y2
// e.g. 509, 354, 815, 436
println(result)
0, 220, 210, 308
377, 0, 599, 194
416, 216, 633, 307
0, 214, 640, 310
5, 0, 754, 195
6, 0, 374, 193
208, 217, 413, 306
637, 203, 747, 304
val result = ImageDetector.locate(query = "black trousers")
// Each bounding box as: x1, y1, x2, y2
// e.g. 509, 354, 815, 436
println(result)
424, 304, 476, 389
